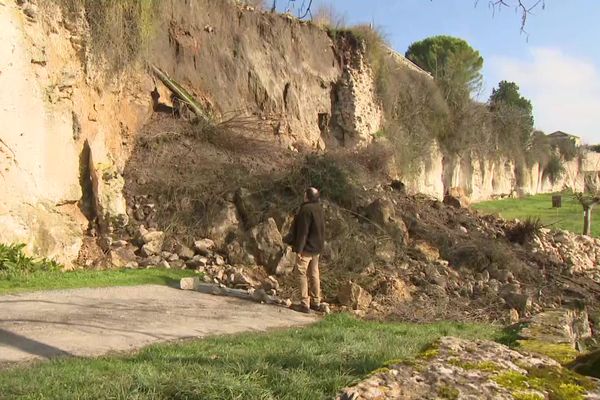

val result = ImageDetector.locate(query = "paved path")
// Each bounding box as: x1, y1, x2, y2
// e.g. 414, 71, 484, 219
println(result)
0, 285, 317, 365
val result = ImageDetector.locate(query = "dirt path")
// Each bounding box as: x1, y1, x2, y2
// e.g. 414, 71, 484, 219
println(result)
0, 285, 317, 365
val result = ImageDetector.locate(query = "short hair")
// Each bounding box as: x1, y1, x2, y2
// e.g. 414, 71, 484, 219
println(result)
305, 187, 320, 202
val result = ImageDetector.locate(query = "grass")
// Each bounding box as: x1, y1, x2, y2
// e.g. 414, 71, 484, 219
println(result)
473, 192, 595, 237
0, 314, 504, 400
0, 268, 198, 296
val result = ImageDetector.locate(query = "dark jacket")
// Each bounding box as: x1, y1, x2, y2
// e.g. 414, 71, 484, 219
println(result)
287, 201, 325, 255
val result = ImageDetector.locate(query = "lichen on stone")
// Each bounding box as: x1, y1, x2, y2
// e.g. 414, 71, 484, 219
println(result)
517, 339, 579, 365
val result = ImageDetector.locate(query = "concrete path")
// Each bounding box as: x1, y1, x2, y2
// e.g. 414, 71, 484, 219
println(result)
0, 285, 317, 365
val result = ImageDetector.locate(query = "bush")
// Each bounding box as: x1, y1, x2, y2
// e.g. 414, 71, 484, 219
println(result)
544, 154, 566, 185
297, 155, 358, 208
588, 144, 600, 153
555, 140, 579, 162
0, 243, 61, 278
505, 217, 543, 245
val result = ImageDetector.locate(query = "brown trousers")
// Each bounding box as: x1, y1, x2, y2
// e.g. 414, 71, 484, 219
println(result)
296, 253, 321, 308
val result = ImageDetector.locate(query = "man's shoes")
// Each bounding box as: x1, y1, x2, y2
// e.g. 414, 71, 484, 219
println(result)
291, 304, 312, 314
310, 302, 331, 314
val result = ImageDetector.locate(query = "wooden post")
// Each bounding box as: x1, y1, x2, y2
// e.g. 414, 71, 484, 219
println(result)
552, 195, 562, 208
583, 205, 593, 236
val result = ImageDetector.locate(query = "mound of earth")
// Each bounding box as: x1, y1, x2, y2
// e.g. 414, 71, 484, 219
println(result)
77, 116, 600, 328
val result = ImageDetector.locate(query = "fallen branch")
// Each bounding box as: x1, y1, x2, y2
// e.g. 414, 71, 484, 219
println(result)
150, 65, 209, 122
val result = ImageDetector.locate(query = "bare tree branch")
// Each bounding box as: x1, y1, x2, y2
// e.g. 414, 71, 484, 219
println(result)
484, 0, 546, 33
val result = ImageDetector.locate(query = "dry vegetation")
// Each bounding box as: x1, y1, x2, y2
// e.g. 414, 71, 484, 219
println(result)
43, 0, 161, 72
327, 24, 571, 180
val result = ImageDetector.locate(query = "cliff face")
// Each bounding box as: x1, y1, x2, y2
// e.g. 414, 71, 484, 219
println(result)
404, 149, 600, 201
0, 1, 151, 265
1, 0, 598, 263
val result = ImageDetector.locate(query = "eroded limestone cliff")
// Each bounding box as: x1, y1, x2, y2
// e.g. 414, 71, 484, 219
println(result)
1, 0, 598, 264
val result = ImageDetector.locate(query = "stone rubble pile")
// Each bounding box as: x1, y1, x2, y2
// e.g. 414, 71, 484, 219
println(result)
533, 228, 600, 282
336, 337, 600, 400
113, 186, 600, 322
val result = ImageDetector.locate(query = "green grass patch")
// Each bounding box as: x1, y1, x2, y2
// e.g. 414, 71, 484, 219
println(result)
473, 192, 594, 237
0, 268, 197, 296
0, 314, 503, 400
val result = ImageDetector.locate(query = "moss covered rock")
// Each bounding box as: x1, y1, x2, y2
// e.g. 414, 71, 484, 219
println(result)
336, 337, 599, 400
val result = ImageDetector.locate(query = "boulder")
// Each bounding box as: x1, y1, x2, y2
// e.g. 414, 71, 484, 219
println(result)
274, 246, 296, 275
377, 278, 413, 302
225, 240, 256, 265
502, 291, 532, 315
509, 308, 520, 324
214, 254, 226, 266
443, 187, 470, 208
180, 276, 200, 291
175, 244, 195, 260
364, 198, 395, 227
364, 198, 409, 244
110, 246, 138, 268
206, 202, 240, 247
336, 336, 599, 400
413, 240, 440, 262
194, 238, 215, 256
97, 235, 113, 252
169, 259, 186, 270
249, 218, 285, 273
374, 240, 396, 263
520, 309, 593, 349
186, 255, 208, 269
138, 255, 162, 267
231, 271, 257, 288
89, 158, 129, 232
141, 229, 164, 245
338, 282, 372, 310
135, 227, 165, 256
140, 241, 162, 257
261, 276, 280, 292
234, 187, 260, 228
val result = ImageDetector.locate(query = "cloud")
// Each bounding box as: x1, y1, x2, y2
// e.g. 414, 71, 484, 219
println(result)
489, 47, 600, 144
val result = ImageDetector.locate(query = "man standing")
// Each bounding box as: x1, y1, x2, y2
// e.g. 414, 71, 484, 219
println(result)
288, 187, 327, 313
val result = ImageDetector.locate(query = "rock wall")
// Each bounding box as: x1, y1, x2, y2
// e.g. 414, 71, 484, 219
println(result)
150, 1, 381, 150
0, 1, 151, 265
0, 0, 383, 262
2, 0, 599, 263
403, 148, 600, 202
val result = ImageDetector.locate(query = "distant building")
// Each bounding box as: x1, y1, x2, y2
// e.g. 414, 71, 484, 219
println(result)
547, 131, 582, 147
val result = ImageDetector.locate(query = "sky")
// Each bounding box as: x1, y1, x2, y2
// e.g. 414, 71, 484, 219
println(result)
278, 0, 600, 144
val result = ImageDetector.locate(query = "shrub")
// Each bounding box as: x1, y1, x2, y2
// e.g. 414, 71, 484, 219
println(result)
0, 243, 61, 278
505, 217, 543, 245
544, 154, 566, 185
587, 144, 600, 153
297, 155, 358, 208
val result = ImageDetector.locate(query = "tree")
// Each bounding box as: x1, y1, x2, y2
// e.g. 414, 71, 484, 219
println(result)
568, 170, 600, 236
405, 36, 484, 103
489, 80, 534, 148
574, 177, 600, 236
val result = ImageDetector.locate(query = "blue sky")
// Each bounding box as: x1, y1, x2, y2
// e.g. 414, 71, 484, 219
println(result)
279, 0, 600, 143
